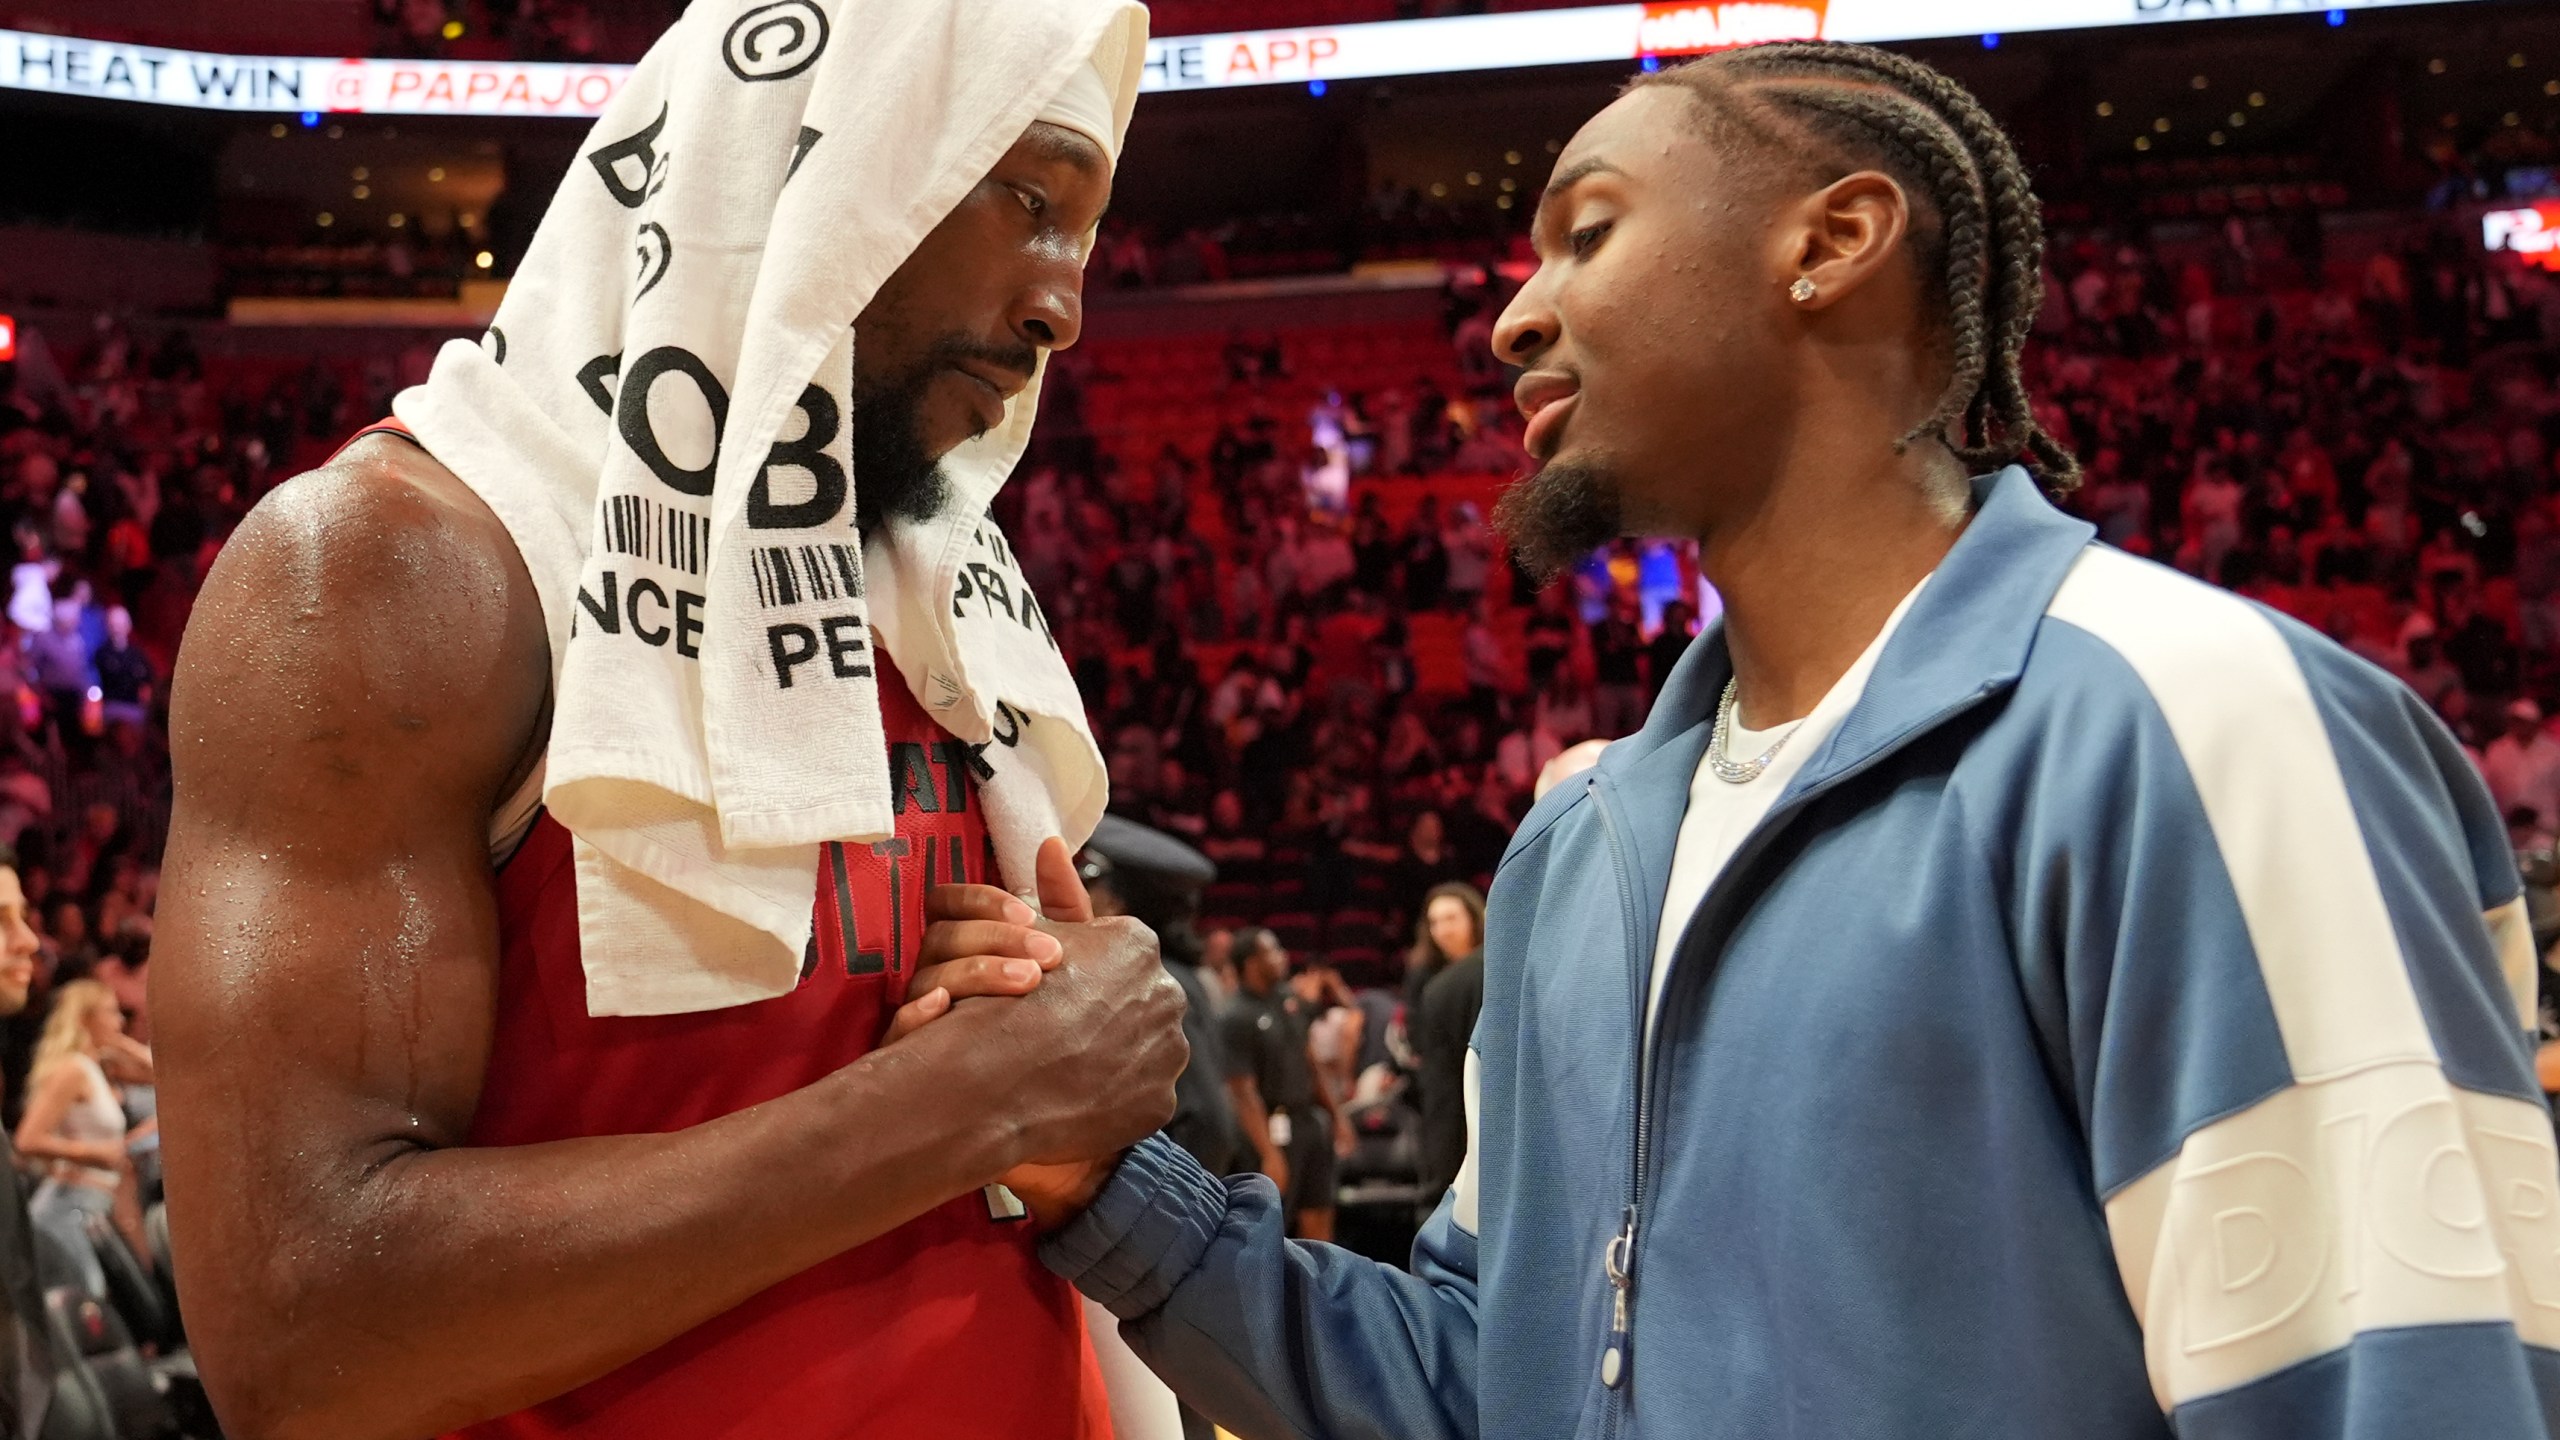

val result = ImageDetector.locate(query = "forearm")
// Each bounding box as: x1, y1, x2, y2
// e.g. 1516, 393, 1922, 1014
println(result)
1046, 1136, 1481, 1440
187, 1039, 1015, 1440
16, 1134, 120, 1169
1311, 1062, 1345, 1122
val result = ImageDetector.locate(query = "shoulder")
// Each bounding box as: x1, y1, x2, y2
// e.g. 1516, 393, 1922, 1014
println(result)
1499, 765, 1597, 869
212, 436, 528, 613
172, 436, 548, 812
190, 436, 543, 692
36, 1057, 91, 1100
2022, 544, 2427, 767
2008, 544, 2500, 887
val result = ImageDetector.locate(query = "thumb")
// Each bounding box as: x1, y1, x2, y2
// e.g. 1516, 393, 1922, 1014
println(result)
1034, 836, 1094, 924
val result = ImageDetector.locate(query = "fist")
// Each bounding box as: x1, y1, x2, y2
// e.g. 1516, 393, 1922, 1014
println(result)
989, 909, 1188, 1167
892, 838, 1190, 1200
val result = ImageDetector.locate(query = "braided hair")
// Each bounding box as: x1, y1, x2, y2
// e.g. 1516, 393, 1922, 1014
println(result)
1636, 42, 2081, 491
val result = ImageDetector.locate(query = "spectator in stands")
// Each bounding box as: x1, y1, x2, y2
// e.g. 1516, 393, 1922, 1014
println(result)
42, 901, 93, 984
92, 607, 151, 729
1398, 876, 1480, 1033
2397, 621, 2462, 708
1199, 789, 1266, 868
1311, 779, 1400, 916
2515, 812, 2560, 964
1410, 883, 1485, 1217
1591, 593, 1647, 737
1299, 521, 1357, 608
1522, 584, 1576, 693
14, 980, 149, 1299
1399, 496, 1449, 610
1441, 764, 1515, 879
1441, 501, 1493, 611
1197, 927, 1239, 1013
0, 848, 46, 1432
23, 599, 92, 735
1461, 602, 1506, 722
92, 938, 149, 1048
1291, 963, 1366, 1123
2485, 699, 2560, 835
1410, 378, 1456, 472
57, 806, 127, 906
1220, 927, 1353, 1242
6, 531, 53, 639
1391, 810, 1468, 913
2437, 582, 2516, 699
1532, 668, 1595, 755
2179, 456, 2246, 580
1647, 598, 1698, 704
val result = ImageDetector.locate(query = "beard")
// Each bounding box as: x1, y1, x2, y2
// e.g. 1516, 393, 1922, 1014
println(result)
850, 333, 1040, 534
1492, 457, 1625, 586
850, 363, 952, 535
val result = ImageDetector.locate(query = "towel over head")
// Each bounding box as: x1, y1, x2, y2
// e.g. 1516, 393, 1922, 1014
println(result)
396, 0, 1145, 1017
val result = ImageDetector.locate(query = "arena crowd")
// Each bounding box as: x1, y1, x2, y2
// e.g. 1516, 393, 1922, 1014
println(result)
1, 209, 2559, 1175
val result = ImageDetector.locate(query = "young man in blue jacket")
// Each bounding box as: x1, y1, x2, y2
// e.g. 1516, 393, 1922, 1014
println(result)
1025, 41, 2560, 1439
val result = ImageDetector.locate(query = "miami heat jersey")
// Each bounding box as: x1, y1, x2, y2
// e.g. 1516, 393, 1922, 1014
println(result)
454, 651, 1111, 1439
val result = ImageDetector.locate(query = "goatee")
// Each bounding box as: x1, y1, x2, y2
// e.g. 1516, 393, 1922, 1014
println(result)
1492, 458, 1624, 586
851, 367, 952, 534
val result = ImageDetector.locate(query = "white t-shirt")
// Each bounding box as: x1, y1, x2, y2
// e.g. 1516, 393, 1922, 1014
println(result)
1645, 577, 1931, 1042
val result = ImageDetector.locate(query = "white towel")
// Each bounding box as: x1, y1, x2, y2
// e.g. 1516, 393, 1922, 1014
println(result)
395, 0, 1143, 1018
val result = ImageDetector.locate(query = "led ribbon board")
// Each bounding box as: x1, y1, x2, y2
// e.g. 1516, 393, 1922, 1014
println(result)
0, 0, 2487, 117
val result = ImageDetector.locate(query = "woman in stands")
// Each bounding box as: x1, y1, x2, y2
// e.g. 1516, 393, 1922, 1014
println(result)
15, 978, 152, 1289
1404, 883, 1485, 1214
1390, 808, 1468, 907
1398, 881, 1484, 1036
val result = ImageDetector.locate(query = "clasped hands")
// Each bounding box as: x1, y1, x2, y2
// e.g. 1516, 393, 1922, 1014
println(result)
888, 836, 1186, 1226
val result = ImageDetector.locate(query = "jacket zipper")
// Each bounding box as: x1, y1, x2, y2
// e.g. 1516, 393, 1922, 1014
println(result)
1586, 684, 2003, 1433
1589, 778, 1648, 1438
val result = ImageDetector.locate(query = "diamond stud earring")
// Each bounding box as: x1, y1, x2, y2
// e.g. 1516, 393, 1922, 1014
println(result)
1788, 277, 1818, 304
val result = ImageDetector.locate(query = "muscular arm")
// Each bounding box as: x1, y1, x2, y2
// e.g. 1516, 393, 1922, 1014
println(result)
150, 446, 1086, 1440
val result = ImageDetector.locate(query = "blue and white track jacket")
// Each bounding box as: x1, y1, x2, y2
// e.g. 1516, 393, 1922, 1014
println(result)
1044, 466, 2560, 1439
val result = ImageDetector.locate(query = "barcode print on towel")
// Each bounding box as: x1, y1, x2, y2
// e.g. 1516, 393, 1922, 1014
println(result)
752, 543, 864, 608
603, 495, 709, 576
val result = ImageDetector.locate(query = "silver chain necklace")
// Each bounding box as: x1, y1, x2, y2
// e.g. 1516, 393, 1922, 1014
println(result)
1707, 678, 1803, 784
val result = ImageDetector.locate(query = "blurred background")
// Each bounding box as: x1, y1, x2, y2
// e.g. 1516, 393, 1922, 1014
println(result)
4, 1, 2560, 1431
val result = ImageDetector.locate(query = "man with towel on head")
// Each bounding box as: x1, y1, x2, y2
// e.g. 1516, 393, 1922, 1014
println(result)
149, 2, 1191, 1437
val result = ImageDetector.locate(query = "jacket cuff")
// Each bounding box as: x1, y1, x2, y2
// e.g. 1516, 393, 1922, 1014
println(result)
1039, 1133, 1230, 1320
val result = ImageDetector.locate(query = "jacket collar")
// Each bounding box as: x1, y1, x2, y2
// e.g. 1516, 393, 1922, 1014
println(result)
1601, 464, 2095, 805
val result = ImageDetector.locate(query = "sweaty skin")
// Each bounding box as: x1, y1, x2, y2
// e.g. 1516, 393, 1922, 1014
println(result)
151, 123, 1188, 1440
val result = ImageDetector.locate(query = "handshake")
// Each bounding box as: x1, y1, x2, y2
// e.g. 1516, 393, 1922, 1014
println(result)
884, 835, 1192, 1226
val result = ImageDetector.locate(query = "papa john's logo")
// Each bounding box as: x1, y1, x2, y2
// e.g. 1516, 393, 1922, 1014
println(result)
1638, 1, 1827, 57
725, 0, 830, 83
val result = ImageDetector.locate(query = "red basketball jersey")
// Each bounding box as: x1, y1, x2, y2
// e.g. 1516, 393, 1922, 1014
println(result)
452, 651, 1111, 1439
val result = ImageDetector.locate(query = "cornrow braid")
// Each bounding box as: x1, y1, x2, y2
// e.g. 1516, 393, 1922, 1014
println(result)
1762, 84, 1995, 461
1636, 41, 2083, 492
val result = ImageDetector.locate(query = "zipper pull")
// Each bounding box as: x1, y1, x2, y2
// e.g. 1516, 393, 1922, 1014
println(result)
1600, 1204, 1638, 1389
